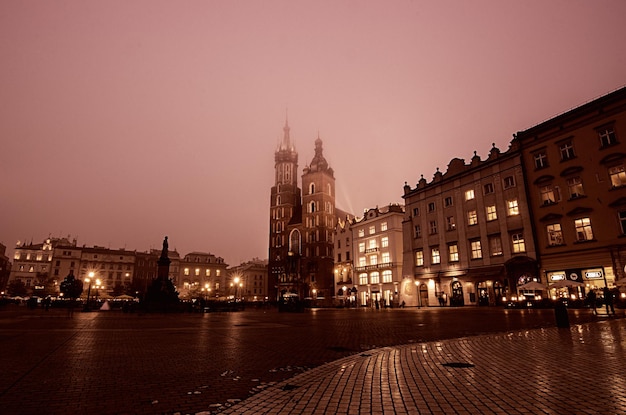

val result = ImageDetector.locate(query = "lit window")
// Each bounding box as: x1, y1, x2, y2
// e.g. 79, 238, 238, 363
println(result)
448, 244, 459, 262
431, 247, 441, 264
467, 210, 478, 226
381, 237, 389, 248
512, 233, 526, 253
370, 272, 380, 284
369, 256, 378, 266
447, 216, 456, 231
195, 268, 200, 276
567, 176, 585, 199
359, 273, 368, 285
534, 151, 548, 169
559, 141, 576, 161
216, 270, 220, 276
598, 126, 617, 148
444, 196, 453, 207
540, 185, 557, 205
483, 183, 494, 194
429, 221, 437, 235
609, 165, 626, 188
359, 257, 366, 267
368, 239, 377, 250
503, 176, 516, 189
382, 252, 390, 263
465, 189, 475, 201
574, 217, 594, 241
507, 200, 520, 216
382, 270, 393, 283
415, 250, 424, 266
184, 268, 190, 276
546, 223, 563, 246
489, 235, 503, 256
359, 242, 365, 253
470, 240, 482, 259
205, 269, 211, 277
369, 226, 376, 235
381, 222, 388, 231
619, 211, 626, 235
414, 225, 421, 238
486, 205, 497, 221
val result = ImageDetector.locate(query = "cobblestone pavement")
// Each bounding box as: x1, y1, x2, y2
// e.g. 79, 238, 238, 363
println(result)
221, 318, 626, 415
0, 305, 621, 414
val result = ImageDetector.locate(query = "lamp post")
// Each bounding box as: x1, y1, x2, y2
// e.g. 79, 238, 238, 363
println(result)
94, 279, 102, 303
84, 272, 94, 311
233, 276, 240, 300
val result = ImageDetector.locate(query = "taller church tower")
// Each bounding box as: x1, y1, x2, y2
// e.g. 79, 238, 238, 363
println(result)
268, 119, 301, 300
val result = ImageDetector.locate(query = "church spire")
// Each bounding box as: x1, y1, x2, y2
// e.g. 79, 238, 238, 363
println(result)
280, 110, 293, 151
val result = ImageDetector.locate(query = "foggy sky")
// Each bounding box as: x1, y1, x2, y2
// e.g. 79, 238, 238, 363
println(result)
1, 0, 625, 266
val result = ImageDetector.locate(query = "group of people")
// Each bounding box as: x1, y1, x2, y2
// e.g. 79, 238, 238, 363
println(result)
586, 286, 617, 315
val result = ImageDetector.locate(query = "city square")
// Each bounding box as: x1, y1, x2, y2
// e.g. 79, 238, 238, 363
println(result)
0, 305, 623, 414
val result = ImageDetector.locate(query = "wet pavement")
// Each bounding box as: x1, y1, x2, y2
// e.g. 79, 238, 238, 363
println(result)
0, 305, 622, 414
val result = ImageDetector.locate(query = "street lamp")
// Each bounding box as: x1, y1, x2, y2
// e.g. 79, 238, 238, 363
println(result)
84, 272, 94, 311
233, 276, 240, 300
94, 279, 102, 303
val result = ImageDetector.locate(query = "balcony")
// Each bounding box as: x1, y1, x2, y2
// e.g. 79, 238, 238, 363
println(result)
355, 262, 396, 272
365, 247, 379, 253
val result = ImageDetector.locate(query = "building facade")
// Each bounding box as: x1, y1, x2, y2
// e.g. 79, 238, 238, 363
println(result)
348, 204, 405, 307
516, 86, 626, 292
178, 252, 228, 299
228, 258, 269, 301
402, 143, 537, 306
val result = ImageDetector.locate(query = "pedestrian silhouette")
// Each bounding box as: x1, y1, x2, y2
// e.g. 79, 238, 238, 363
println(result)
603, 286, 615, 316
586, 290, 597, 315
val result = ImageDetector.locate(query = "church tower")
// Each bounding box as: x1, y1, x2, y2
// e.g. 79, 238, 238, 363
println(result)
268, 118, 301, 300
301, 137, 336, 298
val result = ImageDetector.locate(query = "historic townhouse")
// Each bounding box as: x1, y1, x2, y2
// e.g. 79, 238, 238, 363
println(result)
349, 204, 405, 308
178, 252, 227, 299
8, 237, 72, 293
228, 258, 269, 301
516, 86, 626, 290
402, 143, 537, 307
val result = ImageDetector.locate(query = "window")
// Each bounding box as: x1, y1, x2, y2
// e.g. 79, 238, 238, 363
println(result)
534, 151, 548, 169
359, 257, 366, 267
470, 240, 483, 259
447, 216, 456, 231
369, 226, 376, 235
609, 165, 626, 188
540, 185, 558, 205
467, 210, 478, 226
489, 235, 503, 256
381, 237, 389, 248
428, 202, 436, 212
414, 225, 421, 238
194, 268, 200, 276
567, 177, 585, 199
382, 252, 390, 264
444, 196, 453, 207
559, 141, 576, 161
381, 222, 388, 231
503, 176, 516, 189
415, 250, 424, 266
370, 272, 380, 284
184, 268, 190, 276
507, 199, 520, 216
359, 273, 368, 285
546, 223, 563, 246
448, 244, 459, 262
465, 189, 475, 201
358, 229, 365, 237
512, 233, 526, 253
216, 270, 221, 276
429, 220, 437, 235
337, 253, 342, 262
483, 183, 494, 194
619, 211, 626, 235
486, 205, 497, 221
574, 218, 594, 241
205, 269, 211, 276
368, 239, 377, 249
382, 270, 393, 283
412, 207, 420, 217
369, 255, 378, 266
598, 126, 617, 148
431, 247, 441, 264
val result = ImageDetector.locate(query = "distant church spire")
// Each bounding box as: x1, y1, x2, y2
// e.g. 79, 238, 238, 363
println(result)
280, 110, 293, 151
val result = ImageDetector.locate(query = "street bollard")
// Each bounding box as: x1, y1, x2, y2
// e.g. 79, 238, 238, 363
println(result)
554, 299, 570, 328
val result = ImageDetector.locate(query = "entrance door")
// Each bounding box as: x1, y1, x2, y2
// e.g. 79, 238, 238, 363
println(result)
451, 281, 464, 306
477, 282, 489, 306
419, 284, 429, 307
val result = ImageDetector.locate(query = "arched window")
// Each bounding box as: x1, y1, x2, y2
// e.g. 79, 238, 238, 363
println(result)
276, 195, 281, 205
310, 183, 315, 194
289, 229, 301, 255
